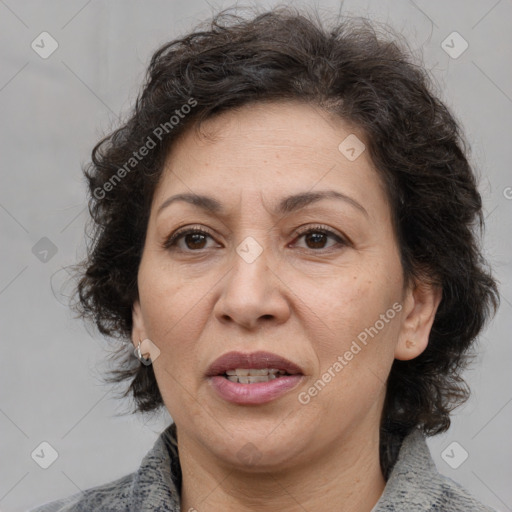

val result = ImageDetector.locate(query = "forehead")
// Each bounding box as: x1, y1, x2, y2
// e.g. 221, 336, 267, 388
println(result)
154, 100, 388, 219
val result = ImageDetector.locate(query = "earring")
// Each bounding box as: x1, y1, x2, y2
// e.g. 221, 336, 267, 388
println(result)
136, 340, 151, 364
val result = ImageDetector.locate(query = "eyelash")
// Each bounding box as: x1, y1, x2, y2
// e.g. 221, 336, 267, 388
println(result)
163, 224, 348, 252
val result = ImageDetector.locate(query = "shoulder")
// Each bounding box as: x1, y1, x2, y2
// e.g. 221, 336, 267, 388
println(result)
28, 422, 181, 512
27, 472, 136, 512
374, 429, 497, 512
432, 473, 497, 512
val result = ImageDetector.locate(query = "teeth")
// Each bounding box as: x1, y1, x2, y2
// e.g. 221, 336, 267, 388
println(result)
225, 368, 281, 377
222, 368, 292, 383
227, 374, 279, 383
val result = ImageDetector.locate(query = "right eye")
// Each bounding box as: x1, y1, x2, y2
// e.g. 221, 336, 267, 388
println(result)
163, 226, 220, 252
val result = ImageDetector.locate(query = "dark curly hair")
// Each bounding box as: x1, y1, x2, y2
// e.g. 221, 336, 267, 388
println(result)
75, 5, 499, 478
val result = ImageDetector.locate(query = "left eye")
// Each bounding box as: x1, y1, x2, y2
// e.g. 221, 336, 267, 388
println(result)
293, 227, 346, 250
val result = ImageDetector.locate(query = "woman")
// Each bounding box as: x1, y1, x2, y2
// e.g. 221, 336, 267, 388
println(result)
31, 5, 499, 511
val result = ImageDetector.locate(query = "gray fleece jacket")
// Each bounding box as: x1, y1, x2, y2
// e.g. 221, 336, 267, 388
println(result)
29, 423, 496, 511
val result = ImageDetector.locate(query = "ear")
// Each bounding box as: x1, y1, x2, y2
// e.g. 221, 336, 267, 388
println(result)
395, 279, 442, 361
131, 300, 148, 350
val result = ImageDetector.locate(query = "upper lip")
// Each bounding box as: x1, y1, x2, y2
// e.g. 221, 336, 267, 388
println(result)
206, 351, 304, 376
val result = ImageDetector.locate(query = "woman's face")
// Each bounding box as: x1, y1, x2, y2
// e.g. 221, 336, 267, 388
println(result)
133, 100, 440, 471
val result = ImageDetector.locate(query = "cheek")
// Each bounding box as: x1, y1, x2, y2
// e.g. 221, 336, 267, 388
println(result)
139, 254, 199, 322
137, 258, 210, 368
299, 259, 402, 370
303, 276, 400, 420
297, 265, 393, 331
137, 263, 206, 412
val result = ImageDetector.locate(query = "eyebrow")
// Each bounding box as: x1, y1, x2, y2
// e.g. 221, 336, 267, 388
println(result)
157, 190, 369, 218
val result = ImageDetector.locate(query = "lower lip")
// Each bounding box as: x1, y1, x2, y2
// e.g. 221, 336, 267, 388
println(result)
208, 375, 304, 405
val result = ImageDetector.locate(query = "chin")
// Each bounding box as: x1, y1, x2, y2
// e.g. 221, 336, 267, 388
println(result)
202, 420, 310, 470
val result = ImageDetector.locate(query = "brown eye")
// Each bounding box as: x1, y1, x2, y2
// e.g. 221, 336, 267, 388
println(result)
183, 232, 208, 250
304, 231, 328, 249
293, 226, 347, 251
163, 227, 218, 251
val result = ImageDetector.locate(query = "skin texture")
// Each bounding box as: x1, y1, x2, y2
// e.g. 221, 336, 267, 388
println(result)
132, 100, 442, 512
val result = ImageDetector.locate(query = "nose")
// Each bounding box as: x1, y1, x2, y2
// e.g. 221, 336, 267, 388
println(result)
213, 242, 291, 330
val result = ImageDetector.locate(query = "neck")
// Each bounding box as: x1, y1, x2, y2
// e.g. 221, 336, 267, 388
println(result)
178, 426, 386, 512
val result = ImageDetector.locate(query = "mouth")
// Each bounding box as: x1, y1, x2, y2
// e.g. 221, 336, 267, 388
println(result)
206, 351, 304, 380
206, 351, 305, 405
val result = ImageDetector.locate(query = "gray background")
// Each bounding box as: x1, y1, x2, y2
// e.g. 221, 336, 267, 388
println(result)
1, 0, 511, 510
